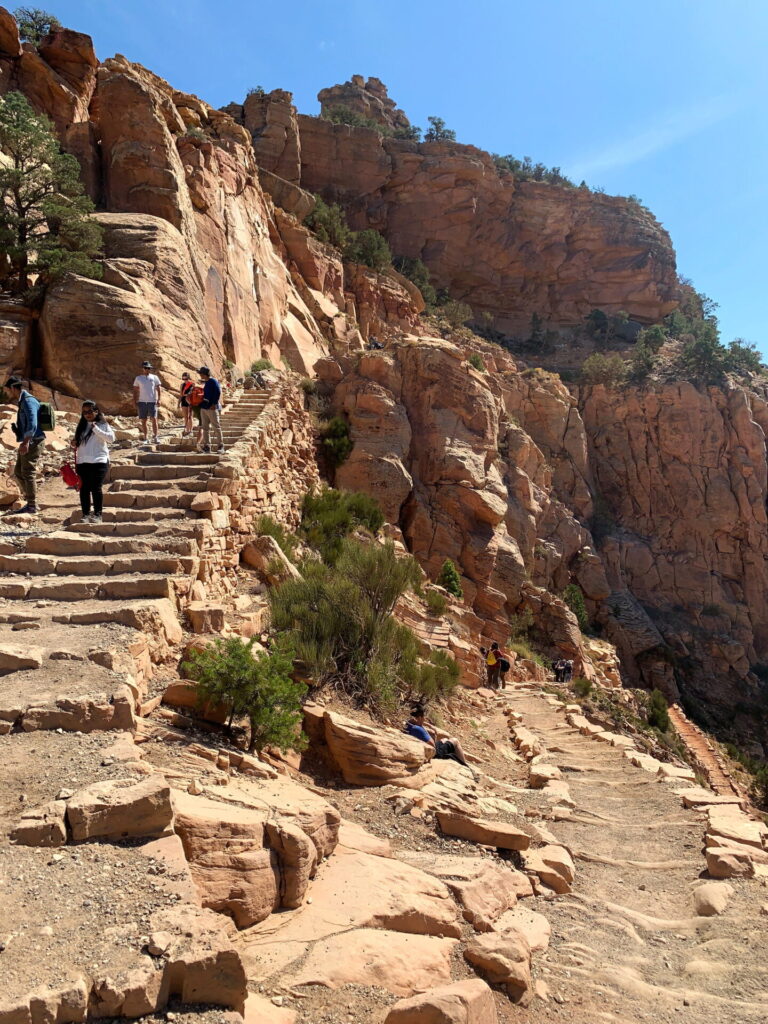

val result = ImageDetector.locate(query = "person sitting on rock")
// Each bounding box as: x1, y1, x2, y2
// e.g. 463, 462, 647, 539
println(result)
404, 704, 469, 767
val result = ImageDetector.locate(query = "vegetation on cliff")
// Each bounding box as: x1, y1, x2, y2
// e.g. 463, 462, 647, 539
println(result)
0, 92, 102, 299
13, 6, 60, 44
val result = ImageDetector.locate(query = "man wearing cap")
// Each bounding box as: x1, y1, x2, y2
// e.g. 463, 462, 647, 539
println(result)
5, 376, 45, 515
132, 361, 162, 445
198, 366, 223, 453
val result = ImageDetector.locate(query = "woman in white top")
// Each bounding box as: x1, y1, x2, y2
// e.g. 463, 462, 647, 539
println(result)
73, 400, 115, 523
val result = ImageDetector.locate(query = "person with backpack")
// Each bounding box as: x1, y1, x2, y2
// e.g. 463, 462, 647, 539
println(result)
486, 642, 501, 689
178, 372, 194, 435
496, 643, 512, 689
72, 400, 115, 524
198, 365, 223, 453
132, 360, 162, 446
5, 376, 46, 515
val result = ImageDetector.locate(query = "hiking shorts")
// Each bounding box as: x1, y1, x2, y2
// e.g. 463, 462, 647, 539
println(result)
137, 401, 156, 419
435, 740, 456, 760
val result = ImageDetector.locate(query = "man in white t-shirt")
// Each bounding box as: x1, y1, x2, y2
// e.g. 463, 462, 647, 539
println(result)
132, 360, 162, 444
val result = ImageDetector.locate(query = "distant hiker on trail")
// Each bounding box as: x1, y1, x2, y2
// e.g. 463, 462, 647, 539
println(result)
496, 643, 511, 689
485, 642, 501, 689
554, 658, 566, 683
198, 365, 223, 453
133, 361, 161, 446
5, 376, 45, 516
405, 704, 470, 767
564, 659, 574, 683
179, 371, 194, 435
73, 400, 115, 524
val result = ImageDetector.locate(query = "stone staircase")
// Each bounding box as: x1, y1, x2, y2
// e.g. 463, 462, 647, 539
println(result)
0, 388, 271, 732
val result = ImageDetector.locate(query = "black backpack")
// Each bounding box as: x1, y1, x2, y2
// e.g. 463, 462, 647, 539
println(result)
37, 402, 55, 432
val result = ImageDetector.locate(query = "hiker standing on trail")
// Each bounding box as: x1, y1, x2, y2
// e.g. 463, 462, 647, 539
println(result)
178, 372, 194, 435
133, 361, 161, 446
486, 642, 501, 689
5, 376, 45, 516
496, 643, 511, 689
564, 659, 574, 683
198, 365, 223, 453
73, 400, 115, 524
405, 704, 470, 767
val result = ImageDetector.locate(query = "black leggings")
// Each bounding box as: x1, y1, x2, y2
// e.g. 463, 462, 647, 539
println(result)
78, 462, 108, 516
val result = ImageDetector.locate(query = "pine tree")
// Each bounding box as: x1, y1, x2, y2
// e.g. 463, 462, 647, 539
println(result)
183, 635, 307, 753
0, 91, 102, 298
437, 558, 463, 598
13, 7, 60, 44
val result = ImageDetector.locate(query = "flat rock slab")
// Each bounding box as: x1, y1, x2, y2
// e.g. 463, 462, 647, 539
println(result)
436, 810, 530, 850
291, 928, 457, 996
494, 906, 551, 952
323, 709, 433, 785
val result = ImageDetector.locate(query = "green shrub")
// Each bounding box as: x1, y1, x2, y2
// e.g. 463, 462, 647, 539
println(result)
647, 688, 670, 732
394, 124, 422, 141
572, 676, 592, 698
323, 105, 393, 135
183, 635, 306, 753
638, 324, 667, 352
300, 377, 318, 395
300, 488, 384, 564
425, 590, 448, 616
701, 602, 725, 617
509, 639, 535, 661
250, 358, 273, 373
725, 338, 763, 375
345, 229, 392, 272
393, 256, 436, 306
580, 352, 627, 387
320, 416, 353, 467
439, 300, 472, 328
256, 514, 299, 561
305, 197, 352, 250
246, 85, 266, 97
183, 127, 207, 141
436, 558, 463, 598
492, 153, 575, 187
270, 538, 457, 711
509, 607, 534, 642
467, 353, 486, 373
424, 116, 456, 142
563, 583, 589, 631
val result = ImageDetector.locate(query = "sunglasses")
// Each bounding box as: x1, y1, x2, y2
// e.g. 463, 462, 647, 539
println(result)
82, 408, 97, 416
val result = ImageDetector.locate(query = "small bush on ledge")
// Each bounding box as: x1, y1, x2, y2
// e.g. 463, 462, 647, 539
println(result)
436, 558, 463, 598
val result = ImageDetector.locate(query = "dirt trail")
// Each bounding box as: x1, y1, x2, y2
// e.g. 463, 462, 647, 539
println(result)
504, 689, 768, 1024
667, 705, 739, 796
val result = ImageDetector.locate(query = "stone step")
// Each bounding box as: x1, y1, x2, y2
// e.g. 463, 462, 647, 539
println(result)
137, 452, 220, 466
109, 465, 210, 482
26, 531, 200, 557
102, 490, 197, 510
50, 597, 182, 643
78, 508, 194, 524
0, 552, 196, 577
0, 573, 177, 602
109, 478, 210, 494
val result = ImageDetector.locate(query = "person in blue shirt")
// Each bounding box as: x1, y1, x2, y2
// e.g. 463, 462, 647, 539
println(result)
5, 376, 45, 515
404, 704, 469, 767
198, 365, 223, 453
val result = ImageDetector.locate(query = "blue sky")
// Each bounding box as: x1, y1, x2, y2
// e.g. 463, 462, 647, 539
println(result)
55, 0, 768, 352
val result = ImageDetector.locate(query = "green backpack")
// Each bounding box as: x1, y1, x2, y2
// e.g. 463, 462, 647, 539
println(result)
37, 401, 56, 432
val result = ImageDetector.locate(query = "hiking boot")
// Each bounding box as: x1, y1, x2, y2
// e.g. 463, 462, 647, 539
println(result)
202, 445, 211, 453
15, 504, 38, 515
215, 445, 225, 453
91, 513, 103, 524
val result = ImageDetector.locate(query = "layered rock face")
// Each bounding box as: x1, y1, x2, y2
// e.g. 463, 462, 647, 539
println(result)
223, 78, 679, 334
323, 340, 593, 672
580, 381, 768, 751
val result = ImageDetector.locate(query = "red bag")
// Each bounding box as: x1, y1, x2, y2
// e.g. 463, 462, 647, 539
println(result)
188, 385, 205, 407
61, 461, 81, 490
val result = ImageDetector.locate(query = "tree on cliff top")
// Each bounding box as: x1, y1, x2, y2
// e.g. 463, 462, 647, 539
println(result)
13, 7, 60, 44
0, 91, 102, 299
424, 116, 456, 142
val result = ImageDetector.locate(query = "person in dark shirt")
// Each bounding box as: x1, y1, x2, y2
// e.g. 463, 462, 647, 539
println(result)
198, 365, 223, 453
6, 376, 45, 515
404, 704, 469, 767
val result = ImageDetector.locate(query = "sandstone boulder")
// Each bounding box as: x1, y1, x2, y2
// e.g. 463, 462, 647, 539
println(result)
66, 776, 172, 840
187, 602, 226, 634
323, 710, 433, 785
172, 791, 279, 927
463, 928, 533, 1005
522, 845, 575, 894
693, 882, 733, 917
705, 846, 756, 879
528, 763, 562, 788
384, 978, 498, 1024
241, 534, 301, 583
264, 818, 318, 909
